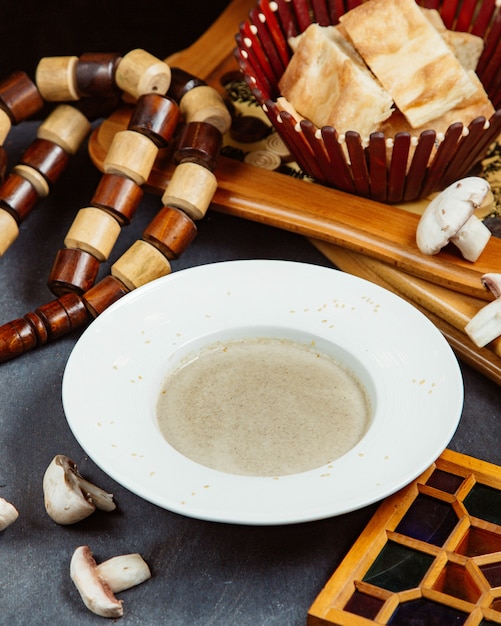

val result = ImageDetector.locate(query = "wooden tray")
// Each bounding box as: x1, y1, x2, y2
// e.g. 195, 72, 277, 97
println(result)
88, 0, 501, 302
88, 0, 501, 383
308, 448, 501, 626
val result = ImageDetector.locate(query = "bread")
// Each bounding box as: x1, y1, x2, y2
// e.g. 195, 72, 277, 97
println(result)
278, 23, 394, 138
339, 0, 477, 128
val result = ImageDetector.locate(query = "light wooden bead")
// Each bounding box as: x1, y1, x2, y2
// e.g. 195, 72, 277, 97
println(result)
0, 108, 11, 144
103, 129, 158, 185
37, 104, 91, 154
35, 56, 80, 101
114, 49, 171, 100
111, 239, 171, 290
168, 67, 206, 103
0, 71, 44, 123
48, 247, 100, 295
161, 161, 217, 220
83, 275, 129, 318
64, 207, 121, 262
0, 208, 19, 255
13, 164, 50, 197
179, 85, 232, 135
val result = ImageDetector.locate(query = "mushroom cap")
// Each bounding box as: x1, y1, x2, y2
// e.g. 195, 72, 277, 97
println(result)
0, 497, 19, 531
416, 177, 490, 256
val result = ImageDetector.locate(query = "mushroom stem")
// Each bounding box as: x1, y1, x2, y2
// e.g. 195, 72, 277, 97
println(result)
450, 214, 492, 262
96, 554, 152, 593
0, 497, 19, 531
482, 273, 501, 299
70, 546, 124, 618
43, 454, 116, 525
465, 273, 501, 347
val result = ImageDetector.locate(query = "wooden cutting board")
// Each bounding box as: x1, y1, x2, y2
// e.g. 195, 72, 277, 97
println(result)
87, 0, 501, 382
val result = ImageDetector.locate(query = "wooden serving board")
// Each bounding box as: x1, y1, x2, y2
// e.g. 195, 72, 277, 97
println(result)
88, 0, 501, 382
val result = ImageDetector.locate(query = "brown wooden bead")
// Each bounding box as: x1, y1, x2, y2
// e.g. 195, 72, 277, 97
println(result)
0, 108, 12, 144
17, 138, 70, 188
111, 239, 171, 290
23, 311, 49, 345
174, 121, 222, 171
143, 205, 197, 259
83, 275, 130, 318
114, 49, 171, 100
0, 71, 44, 123
35, 292, 89, 340
0, 172, 39, 223
103, 129, 158, 185
91, 173, 143, 226
167, 67, 207, 104
179, 85, 232, 135
48, 247, 100, 295
161, 161, 217, 220
127, 93, 180, 147
35, 56, 80, 101
0, 318, 37, 362
37, 104, 91, 155
0, 146, 8, 183
76, 52, 122, 98
64, 206, 121, 262
0, 208, 19, 256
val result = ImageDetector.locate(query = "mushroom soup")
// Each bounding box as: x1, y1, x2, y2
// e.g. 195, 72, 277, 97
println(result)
156, 336, 372, 476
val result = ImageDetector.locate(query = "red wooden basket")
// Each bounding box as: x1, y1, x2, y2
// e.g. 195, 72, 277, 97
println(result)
235, 0, 501, 203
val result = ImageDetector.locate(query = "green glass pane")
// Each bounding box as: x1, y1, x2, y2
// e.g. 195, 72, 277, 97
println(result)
363, 541, 434, 592
464, 484, 501, 526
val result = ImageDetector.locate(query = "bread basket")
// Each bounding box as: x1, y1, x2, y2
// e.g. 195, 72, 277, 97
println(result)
235, 0, 501, 203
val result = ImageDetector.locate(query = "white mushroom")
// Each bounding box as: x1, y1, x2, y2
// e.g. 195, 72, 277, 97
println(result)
97, 553, 152, 593
465, 273, 501, 347
43, 454, 116, 524
416, 177, 491, 262
0, 497, 19, 531
70, 546, 124, 618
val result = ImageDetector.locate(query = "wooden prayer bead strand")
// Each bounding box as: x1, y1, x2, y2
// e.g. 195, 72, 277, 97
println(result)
179, 85, 232, 135
114, 49, 171, 100
37, 104, 91, 155
35, 56, 80, 102
0, 292, 89, 363
75, 52, 122, 98
0, 71, 44, 124
142, 205, 197, 259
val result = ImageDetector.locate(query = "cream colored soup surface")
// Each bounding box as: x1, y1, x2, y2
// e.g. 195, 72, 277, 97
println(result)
156, 337, 371, 477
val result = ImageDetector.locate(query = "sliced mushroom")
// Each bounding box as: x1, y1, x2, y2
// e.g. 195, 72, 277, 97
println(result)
70, 546, 124, 618
43, 454, 116, 524
465, 273, 501, 347
0, 497, 19, 531
96, 553, 152, 593
416, 176, 491, 262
